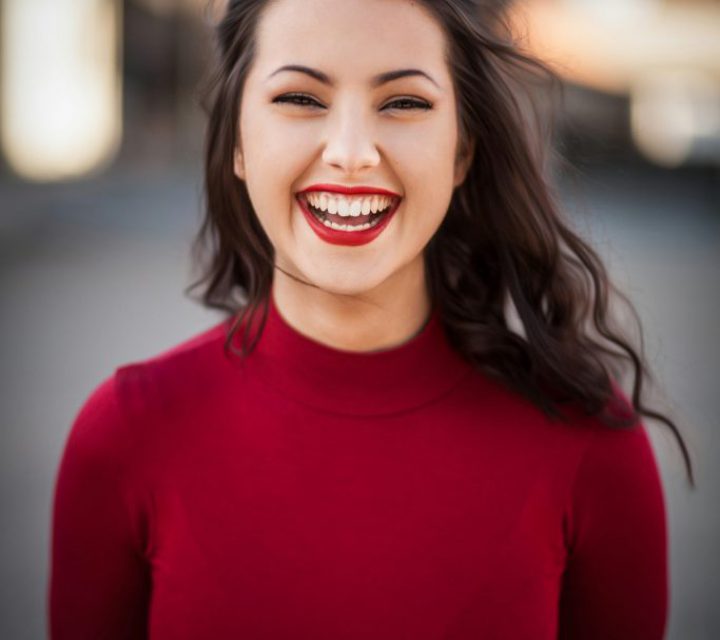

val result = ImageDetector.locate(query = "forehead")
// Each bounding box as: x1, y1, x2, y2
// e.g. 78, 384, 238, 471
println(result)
253, 0, 449, 83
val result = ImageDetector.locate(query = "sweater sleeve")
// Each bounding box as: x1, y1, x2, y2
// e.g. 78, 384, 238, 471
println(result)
557, 421, 669, 639
49, 374, 150, 639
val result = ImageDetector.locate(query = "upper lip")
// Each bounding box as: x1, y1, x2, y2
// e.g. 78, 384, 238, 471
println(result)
299, 184, 402, 198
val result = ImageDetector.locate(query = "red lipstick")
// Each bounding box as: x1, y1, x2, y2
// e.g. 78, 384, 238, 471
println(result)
299, 184, 401, 197
296, 186, 402, 247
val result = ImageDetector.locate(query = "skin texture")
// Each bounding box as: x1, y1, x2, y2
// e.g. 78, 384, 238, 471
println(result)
234, 0, 474, 352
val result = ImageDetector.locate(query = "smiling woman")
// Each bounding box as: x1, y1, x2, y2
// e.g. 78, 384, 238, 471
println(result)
222, 0, 473, 349
49, 1, 693, 639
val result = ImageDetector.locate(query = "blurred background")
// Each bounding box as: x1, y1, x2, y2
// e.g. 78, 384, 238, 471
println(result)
0, 0, 718, 637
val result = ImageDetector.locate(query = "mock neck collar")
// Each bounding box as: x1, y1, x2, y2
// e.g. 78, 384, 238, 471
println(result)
234, 291, 474, 417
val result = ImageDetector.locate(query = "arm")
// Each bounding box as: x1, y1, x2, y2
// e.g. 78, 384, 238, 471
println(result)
558, 422, 669, 639
49, 375, 150, 639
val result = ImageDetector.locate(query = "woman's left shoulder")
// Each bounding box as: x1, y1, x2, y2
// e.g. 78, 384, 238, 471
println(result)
571, 416, 663, 502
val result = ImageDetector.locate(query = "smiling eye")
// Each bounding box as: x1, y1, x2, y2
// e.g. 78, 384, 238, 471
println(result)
272, 93, 323, 108
273, 93, 432, 112
383, 98, 432, 111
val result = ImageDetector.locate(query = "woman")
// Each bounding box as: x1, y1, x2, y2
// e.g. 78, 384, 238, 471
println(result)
50, 0, 694, 638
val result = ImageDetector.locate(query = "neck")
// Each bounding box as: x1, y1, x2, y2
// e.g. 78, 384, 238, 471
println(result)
271, 258, 431, 353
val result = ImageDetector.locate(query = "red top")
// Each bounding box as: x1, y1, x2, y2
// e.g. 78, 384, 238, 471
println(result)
49, 293, 668, 639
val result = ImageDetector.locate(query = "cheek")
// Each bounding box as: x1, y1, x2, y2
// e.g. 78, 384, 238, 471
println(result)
241, 118, 312, 209
248, 109, 317, 158
395, 139, 456, 211
391, 122, 457, 176
250, 133, 316, 205
396, 158, 455, 242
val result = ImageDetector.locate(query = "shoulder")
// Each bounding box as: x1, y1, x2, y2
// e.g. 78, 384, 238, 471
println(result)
458, 371, 663, 491
559, 380, 664, 498
561, 407, 667, 561
112, 317, 235, 418
554, 407, 669, 636
65, 318, 234, 459
570, 418, 664, 508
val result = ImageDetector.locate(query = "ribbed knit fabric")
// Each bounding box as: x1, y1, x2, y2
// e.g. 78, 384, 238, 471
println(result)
49, 291, 668, 639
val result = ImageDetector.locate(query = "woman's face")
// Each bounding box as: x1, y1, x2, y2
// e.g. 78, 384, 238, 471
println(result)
234, 0, 472, 298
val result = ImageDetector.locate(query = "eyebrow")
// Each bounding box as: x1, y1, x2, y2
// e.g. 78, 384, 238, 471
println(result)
267, 64, 441, 90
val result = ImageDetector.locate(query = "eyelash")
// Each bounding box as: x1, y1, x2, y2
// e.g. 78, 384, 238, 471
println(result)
272, 92, 433, 111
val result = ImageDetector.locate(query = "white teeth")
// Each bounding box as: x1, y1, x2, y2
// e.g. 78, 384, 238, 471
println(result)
321, 217, 381, 232
304, 191, 396, 217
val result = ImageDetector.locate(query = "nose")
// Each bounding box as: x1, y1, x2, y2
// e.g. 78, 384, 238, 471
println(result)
321, 100, 381, 174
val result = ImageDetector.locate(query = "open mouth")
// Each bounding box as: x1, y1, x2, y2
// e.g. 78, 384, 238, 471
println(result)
298, 192, 400, 232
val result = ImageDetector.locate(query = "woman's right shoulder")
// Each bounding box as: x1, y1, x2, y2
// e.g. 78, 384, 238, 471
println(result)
69, 317, 236, 448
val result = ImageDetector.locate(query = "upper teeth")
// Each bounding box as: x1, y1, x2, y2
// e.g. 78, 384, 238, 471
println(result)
304, 192, 396, 217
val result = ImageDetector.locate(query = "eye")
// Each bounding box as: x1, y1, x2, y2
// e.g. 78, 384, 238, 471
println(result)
272, 93, 433, 112
272, 93, 324, 109
382, 97, 433, 111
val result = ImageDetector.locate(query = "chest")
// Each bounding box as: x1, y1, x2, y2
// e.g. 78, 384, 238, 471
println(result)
143, 419, 569, 639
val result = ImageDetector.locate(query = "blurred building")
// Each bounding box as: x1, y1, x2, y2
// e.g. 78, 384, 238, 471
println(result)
0, 0, 211, 182
511, 0, 720, 169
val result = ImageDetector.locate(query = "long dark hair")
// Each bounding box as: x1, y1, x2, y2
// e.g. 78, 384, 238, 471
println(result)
187, 0, 694, 487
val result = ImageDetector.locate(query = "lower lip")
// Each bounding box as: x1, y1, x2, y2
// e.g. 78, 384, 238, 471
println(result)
297, 195, 400, 246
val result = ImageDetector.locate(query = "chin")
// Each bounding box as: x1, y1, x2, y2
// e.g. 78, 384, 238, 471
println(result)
305, 269, 386, 298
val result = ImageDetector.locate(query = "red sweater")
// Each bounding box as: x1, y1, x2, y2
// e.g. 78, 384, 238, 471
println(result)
49, 293, 668, 639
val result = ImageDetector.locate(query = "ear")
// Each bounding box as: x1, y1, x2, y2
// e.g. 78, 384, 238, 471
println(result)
453, 136, 475, 188
233, 146, 246, 181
